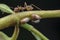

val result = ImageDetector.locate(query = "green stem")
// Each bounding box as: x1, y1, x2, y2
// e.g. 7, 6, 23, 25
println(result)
21, 23, 49, 40
0, 22, 19, 40
0, 10, 60, 30
10, 20, 20, 40
0, 31, 10, 40
31, 32, 41, 40
10, 25, 19, 40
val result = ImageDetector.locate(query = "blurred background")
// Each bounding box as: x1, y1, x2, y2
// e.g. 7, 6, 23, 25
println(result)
0, 0, 60, 40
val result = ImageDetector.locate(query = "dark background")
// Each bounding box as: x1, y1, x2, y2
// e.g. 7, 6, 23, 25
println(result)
0, 0, 60, 40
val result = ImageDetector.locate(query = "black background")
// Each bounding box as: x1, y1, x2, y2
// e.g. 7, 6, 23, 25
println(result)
0, 0, 60, 40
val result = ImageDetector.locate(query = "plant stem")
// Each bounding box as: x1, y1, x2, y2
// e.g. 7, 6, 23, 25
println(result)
0, 10, 60, 30
0, 31, 10, 40
21, 23, 49, 40
31, 32, 41, 40
10, 22, 19, 40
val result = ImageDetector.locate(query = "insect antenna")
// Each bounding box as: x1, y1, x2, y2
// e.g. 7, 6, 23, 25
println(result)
31, 4, 41, 10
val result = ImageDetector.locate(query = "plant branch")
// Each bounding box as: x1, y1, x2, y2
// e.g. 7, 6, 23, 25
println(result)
21, 23, 49, 40
0, 10, 60, 30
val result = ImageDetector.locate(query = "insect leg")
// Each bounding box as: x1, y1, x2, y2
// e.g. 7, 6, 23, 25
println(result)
31, 4, 41, 10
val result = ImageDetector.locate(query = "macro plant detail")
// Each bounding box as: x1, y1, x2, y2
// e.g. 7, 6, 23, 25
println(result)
0, 2, 60, 40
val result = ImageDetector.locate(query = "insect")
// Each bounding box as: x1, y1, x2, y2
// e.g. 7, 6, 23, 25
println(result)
15, 2, 41, 23
13, 2, 41, 13
13, 2, 41, 23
